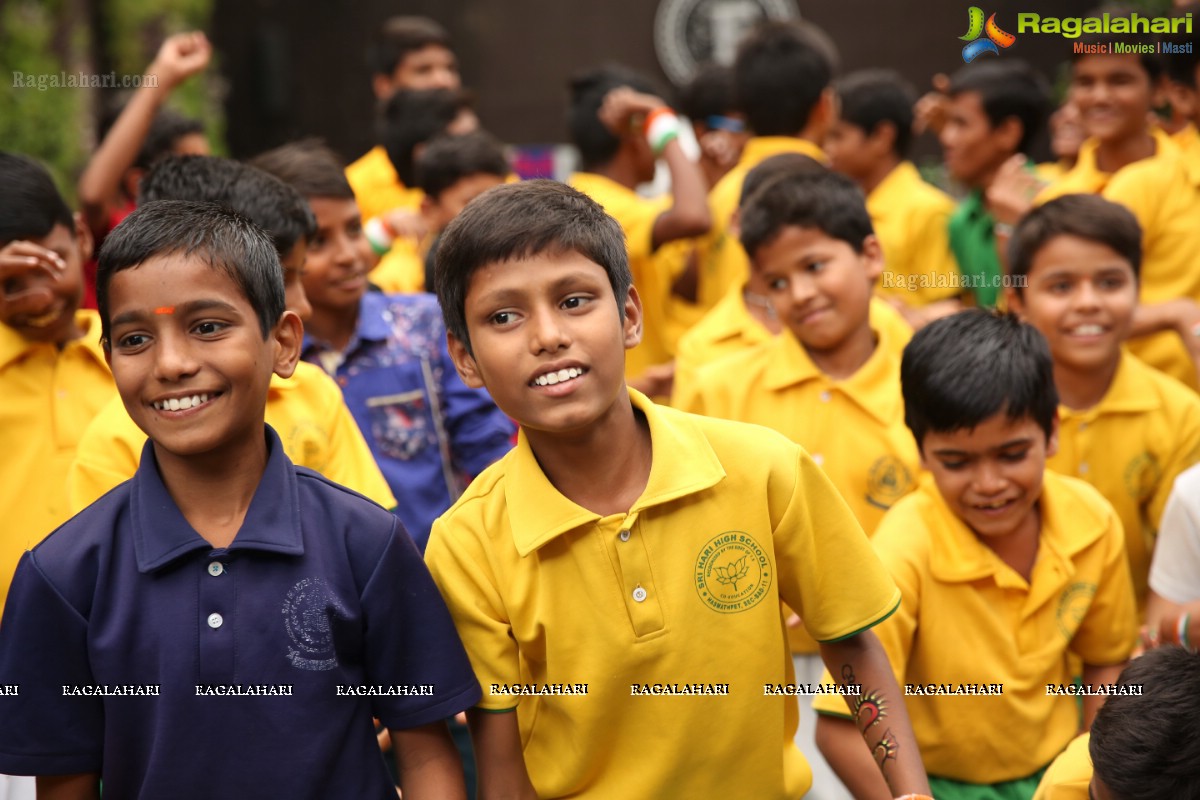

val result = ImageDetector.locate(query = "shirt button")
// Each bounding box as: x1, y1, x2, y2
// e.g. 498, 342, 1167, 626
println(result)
207, 613, 224, 629
813, 453, 825, 467
819, 391, 832, 402
632, 586, 648, 603
207, 562, 224, 576
618, 530, 631, 542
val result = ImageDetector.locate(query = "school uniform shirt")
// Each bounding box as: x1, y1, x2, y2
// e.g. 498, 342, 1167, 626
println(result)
1048, 350, 1200, 610
67, 361, 396, 511
868, 161, 961, 306
1038, 128, 1200, 389
1031, 733, 1091, 800
814, 472, 1137, 783
697, 137, 829, 311
1149, 461, 1200, 605
301, 292, 515, 549
0, 310, 115, 616
1173, 123, 1199, 158
344, 145, 424, 222
0, 426, 480, 796
425, 389, 900, 799
568, 172, 674, 384
947, 189, 1003, 308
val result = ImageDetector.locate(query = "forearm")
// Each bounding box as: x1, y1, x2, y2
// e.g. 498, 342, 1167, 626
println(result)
36, 773, 100, 800
1130, 299, 1189, 338
653, 139, 711, 248
819, 632, 930, 798
77, 80, 170, 216
391, 722, 466, 800
814, 715, 892, 800
1080, 662, 1126, 730
466, 708, 537, 800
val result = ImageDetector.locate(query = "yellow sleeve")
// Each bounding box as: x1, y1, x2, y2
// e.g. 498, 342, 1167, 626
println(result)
773, 449, 901, 644
908, 201, 961, 303
1070, 508, 1138, 665
1031, 733, 1092, 800
1149, 394, 1200, 534
67, 398, 144, 512
316, 386, 398, 510
425, 515, 520, 711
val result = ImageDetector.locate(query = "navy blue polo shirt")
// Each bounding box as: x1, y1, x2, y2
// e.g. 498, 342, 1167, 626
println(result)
0, 426, 481, 797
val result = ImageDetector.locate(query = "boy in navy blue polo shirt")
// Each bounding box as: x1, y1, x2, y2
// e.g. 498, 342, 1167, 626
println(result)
0, 200, 480, 799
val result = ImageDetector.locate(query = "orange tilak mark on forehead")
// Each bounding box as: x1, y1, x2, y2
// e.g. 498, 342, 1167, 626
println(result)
154, 306, 175, 315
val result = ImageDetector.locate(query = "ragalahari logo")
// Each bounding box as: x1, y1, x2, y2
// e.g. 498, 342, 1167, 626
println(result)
960, 7, 1017, 62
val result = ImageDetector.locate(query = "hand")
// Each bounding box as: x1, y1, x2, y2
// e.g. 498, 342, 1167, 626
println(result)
912, 74, 950, 137
148, 31, 213, 89
1169, 298, 1200, 380
598, 86, 668, 135
385, 208, 430, 241
628, 361, 675, 399
0, 239, 66, 322
985, 155, 1046, 227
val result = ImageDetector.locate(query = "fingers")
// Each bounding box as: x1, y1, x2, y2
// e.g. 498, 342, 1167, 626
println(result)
0, 240, 66, 282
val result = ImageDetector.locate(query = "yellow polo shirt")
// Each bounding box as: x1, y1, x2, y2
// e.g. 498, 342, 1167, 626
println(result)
1174, 123, 1199, 158
1032, 733, 1091, 800
1048, 350, 1200, 611
869, 160, 961, 306
344, 145, 425, 222
67, 361, 396, 511
425, 389, 900, 799
697, 137, 828, 311
1039, 129, 1200, 388
569, 172, 674, 383
0, 311, 116, 615
369, 237, 426, 294
814, 472, 1137, 783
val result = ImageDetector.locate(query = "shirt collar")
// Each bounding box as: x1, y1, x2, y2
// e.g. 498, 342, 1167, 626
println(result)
867, 161, 921, 218
301, 293, 391, 358
739, 137, 828, 169
1070, 127, 1182, 192
506, 389, 726, 556
1060, 350, 1159, 421
0, 309, 109, 372
132, 424, 304, 572
704, 283, 771, 346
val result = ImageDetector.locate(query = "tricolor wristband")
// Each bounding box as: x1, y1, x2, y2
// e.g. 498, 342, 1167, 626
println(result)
364, 217, 395, 256
1179, 613, 1193, 653
643, 107, 681, 157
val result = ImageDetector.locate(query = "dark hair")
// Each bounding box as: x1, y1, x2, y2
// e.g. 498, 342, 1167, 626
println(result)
1090, 647, 1200, 800
139, 155, 316, 258
1071, 6, 1165, 83
135, 108, 205, 171
901, 310, 1058, 449
0, 152, 74, 245
248, 139, 356, 200
97, 200, 285, 345
738, 152, 827, 207
1160, 4, 1199, 87
1008, 194, 1142, 292
835, 69, 917, 158
435, 180, 630, 353
367, 16, 452, 78
734, 20, 838, 136
739, 169, 872, 260
567, 65, 661, 171
415, 131, 509, 199
379, 88, 475, 186
676, 62, 737, 126
948, 59, 1051, 154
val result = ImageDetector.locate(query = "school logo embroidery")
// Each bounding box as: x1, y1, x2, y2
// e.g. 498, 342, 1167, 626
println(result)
695, 532, 772, 613
866, 456, 914, 511
1124, 452, 1161, 503
654, 0, 799, 85
960, 7, 1017, 62
282, 578, 344, 671
1056, 582, 1097, 639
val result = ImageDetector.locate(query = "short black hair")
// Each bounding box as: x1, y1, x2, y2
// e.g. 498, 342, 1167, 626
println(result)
567, 65, 661, 171
948, 59, 1051, 155
435, 180, 630, 354
97, 200, 285, 345
379, 88, 475, 186
901, 310, 1058, 450
835, 69, 917, 158
1160, 4, 1199, 87
248, 140, 356, 200
1071, 6, 1165, 83
367, 16, 452, 78
739, 169, 872, 261
1008, 194, 1142, 293
0, 152, 74, 246
1090, 647, 1200, 800
676, 62, 737, 126
415, 131, 509, 199
135, 108, 205, 171
734, 20, 838, 136
139, 155, 316, 259
738, 152, 827, 207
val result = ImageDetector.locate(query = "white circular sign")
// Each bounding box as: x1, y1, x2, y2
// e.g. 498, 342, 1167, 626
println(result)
655, 0, 801, 86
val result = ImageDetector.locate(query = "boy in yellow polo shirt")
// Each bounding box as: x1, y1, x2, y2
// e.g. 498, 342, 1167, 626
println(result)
425, 180, 933, 799
0, 153, 117, 616
825, 69, 962, 327
815, 310, 1137, 800
1006, 195, 1200, 614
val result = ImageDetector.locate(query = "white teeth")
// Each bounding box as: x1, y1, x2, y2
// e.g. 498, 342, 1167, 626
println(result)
155, 393, 210, 411
1072, 325, 1103, 335
533, 367, 583, 387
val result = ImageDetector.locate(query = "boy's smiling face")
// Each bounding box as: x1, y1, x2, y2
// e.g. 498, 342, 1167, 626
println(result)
1, 220, 89, 344
105, 253, 300, 462
447, 248, 641, 435
302, 197, 372, 318
921, 412, 1057, 541
1007, 234, 1136, 377
1071, 54, 1153, 145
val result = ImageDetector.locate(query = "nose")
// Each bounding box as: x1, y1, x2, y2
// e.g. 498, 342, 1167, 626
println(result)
153, 329, 200, 382
433, 67, 459, 90
1071, 280, 1101, 312
789, 273, 819, 308
528, 306, 570, 355
972, 459, 1008, 496
288, 281, 313, 322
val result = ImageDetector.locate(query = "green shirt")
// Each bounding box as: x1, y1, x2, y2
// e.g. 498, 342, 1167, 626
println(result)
947, 189, 1002, 308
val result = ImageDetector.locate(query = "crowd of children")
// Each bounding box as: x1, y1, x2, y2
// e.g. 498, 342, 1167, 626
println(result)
1, 7, 1199, 800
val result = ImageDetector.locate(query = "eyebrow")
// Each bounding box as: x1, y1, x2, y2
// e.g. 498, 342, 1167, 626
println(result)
110, 299, 242, 329
930, 437, 1035, 458
475, 271, 605, 307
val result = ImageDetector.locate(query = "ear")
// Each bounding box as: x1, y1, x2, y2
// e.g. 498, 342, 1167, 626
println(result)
805, 87, 838, 140
371, 74, 395, 101
1004, 285, 1025, 315
72, 212, 94, 262
870, 120, 899, 158
622, 285, 644, 350
860, 234, 884, 283
446, 331, 485, 388
996, 116, 1024, 154
270, 310, 303, 380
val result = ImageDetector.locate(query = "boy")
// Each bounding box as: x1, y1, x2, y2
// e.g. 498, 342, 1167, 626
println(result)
252, 140, 515, 550
425, 180, 932, 799
1145, 460, 1200, 641
825, 69, 961, 327
567, 65, 711, 397
414, 130, 510, 292
67, 157, 396, 513
814, 310, 1137, 800
1006, 194, 1200, 614
940, 59, 1050, 308
675, 62, 749, 191
0, 154, 116, 615
0, 200, 480, 797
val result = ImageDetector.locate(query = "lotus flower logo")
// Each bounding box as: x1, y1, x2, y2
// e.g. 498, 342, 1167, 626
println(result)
960, 7, 1017, 62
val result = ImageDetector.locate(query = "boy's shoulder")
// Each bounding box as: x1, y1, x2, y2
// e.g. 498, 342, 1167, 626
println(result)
873, 161, 954, 214
1111, 350, 1200, 418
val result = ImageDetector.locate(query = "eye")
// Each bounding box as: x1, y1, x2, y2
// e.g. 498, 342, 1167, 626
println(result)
489, 310, 515, 326
806, 261, 826, 273
999, 449, 1029, 463
193, 321, 228, 336
561, 295, 590, 310
1048, 280, 1072, 293
115, 333, 149, 350
1098, 275, 1127, 290
766, 276, 788, 292
939, 460, 967, 471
